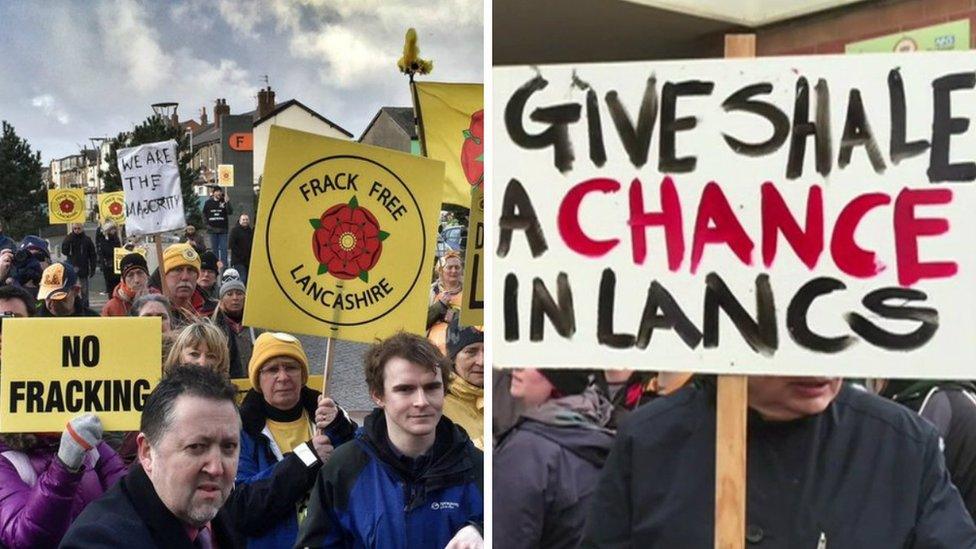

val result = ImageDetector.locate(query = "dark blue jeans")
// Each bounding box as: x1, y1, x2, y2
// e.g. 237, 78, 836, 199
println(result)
210, 232, 228, 267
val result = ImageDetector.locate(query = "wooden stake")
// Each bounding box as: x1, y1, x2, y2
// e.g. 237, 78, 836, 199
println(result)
153, 234, 166, 295
322, 337, 335, 397
714, 33, 755, 549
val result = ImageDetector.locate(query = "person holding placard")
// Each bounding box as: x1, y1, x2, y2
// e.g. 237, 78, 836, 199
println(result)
0, 413, 125, 548
582, 377, 976, 547
494, 369, 614, 549
297, 332, 484, 549
60, 224, 96, 307
203, 187, 232, 268
443, 319, 485, 450
153, 243, 216, 329
101, 253, 157, 317
228, 332, 355, 548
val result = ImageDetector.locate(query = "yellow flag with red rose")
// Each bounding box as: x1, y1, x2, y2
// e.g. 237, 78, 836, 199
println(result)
243, 126, 444, 344
98, 192, 126, 224
413, 82, 483, 206
47, 188, 86, 224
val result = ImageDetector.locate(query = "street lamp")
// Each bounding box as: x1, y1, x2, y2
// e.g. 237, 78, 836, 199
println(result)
151, 102, 179, 126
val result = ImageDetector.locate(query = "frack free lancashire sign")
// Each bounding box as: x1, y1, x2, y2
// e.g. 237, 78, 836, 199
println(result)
244, 127, 443, 343
494, 52, 976, 378
0, 317, 161, 432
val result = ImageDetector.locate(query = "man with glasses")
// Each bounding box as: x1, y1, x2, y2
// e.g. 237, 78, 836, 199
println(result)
228, 331, 356, 548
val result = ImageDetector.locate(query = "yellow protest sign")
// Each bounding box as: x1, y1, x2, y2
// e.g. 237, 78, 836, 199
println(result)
414, 82, 483, 207
243, 126, 444, 343
218, 164, 234, 187
47, 188, 86, 224
460, 186, 484, 325
114, 246, 148, 274
0, 317, 161, 432
98, 191, 126, 224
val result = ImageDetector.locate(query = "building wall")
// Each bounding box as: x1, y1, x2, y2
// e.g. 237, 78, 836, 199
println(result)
359, 111, 412, 153
757, 0, 976, 55
252, 106, 350, 188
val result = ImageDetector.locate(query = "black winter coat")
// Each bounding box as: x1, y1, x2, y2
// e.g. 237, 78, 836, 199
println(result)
59, 463, 241, 548
582, 383, 976, 548
60, 232, 97, 278
228, 225, 253, 268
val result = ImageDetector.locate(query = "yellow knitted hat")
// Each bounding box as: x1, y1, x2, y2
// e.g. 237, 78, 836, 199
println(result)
248, 332, 309, 391
162, 243, 201, 274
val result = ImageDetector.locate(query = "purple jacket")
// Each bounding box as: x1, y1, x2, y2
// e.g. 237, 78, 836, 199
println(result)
0, 438, 125, 549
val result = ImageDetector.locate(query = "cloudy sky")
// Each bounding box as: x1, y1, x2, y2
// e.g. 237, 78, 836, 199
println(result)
0, 0, 483, 164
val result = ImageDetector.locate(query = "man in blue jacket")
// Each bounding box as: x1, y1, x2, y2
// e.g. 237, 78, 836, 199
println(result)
296, 332, 484, 549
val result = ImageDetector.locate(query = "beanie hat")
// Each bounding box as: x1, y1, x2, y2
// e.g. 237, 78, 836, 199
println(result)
221, 268, 241, 284
102, 221, 116, 232
219, 279, 246, 298
248, 332, 309, 391
162, 243, 200, 274
538, 368, 594, 396
119, 252, 148, 278
446, 317, 483, 360
19, 235, 50, 259
199, 251, 218, 273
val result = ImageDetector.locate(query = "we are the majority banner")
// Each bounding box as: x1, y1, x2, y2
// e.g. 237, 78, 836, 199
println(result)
494, 52, 976, 379
117, 140, 186, 236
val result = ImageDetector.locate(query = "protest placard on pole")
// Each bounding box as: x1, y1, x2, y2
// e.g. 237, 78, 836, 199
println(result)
243, 126, 444, 344
117, 140, 186, 237
0, 317, 161, 432
414, 82, 484, 207
218, 164, 234, 187
98, 191, 127, 224
460, 186, 484, 326
492, 51, 976, 380
47, 188, 86, 224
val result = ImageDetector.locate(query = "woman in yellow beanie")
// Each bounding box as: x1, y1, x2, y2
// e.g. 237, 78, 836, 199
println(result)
235, 332, 357, 547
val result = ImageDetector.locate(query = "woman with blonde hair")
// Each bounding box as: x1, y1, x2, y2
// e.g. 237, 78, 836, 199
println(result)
426, 251, 463, 354
162, 320, 231, 377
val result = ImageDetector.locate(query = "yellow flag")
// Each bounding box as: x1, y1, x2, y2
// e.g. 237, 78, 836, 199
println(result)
243, 126, 444, 344
47, 188, 86, 224
98, 192, 126, 224
414, 82, 483, 207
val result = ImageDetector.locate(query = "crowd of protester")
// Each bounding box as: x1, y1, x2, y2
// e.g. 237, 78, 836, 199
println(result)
0, 219, 485, 548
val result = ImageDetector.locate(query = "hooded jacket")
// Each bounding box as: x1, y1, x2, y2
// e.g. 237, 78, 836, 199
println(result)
229, 387, 357, 549
296, 409, 483, 548
0, 437, 124, 549
60, 463, 240, 548
883, 379, 976, 521
582, 382, 976, 548
443, 373, 484, 450
494, 387, 615, 549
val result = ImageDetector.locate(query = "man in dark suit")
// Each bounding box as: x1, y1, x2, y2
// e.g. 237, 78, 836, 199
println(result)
61, 366, 241, 548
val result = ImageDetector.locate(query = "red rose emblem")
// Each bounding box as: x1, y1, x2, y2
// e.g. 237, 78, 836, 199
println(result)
59, 199, 74, 214
108, 202, 123, 216
461, 109, 483, 189
310, 196, 389, 282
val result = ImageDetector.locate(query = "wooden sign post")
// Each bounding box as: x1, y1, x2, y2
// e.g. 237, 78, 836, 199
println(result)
714, 34, 755, 549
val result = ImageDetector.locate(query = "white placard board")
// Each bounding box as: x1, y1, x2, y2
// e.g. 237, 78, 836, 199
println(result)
494, 52, 976, 379
118, 140, 186, 236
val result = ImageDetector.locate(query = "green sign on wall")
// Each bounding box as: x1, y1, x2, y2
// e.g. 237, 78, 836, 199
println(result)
847, 19, 970, 53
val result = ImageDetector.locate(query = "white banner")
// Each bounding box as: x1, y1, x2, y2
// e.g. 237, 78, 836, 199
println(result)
118, 140, 186, 236
494, 52, 976, 379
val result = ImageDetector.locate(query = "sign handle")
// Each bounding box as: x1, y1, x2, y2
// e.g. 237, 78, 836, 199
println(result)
153, 234, 166, 296
714, 33, 755, 549
321, 337, 335, 397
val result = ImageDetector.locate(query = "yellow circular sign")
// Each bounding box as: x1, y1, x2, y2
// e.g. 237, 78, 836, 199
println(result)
265, 155, 430, 326
101, 194, 126, 222
50, 190, 81, 222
